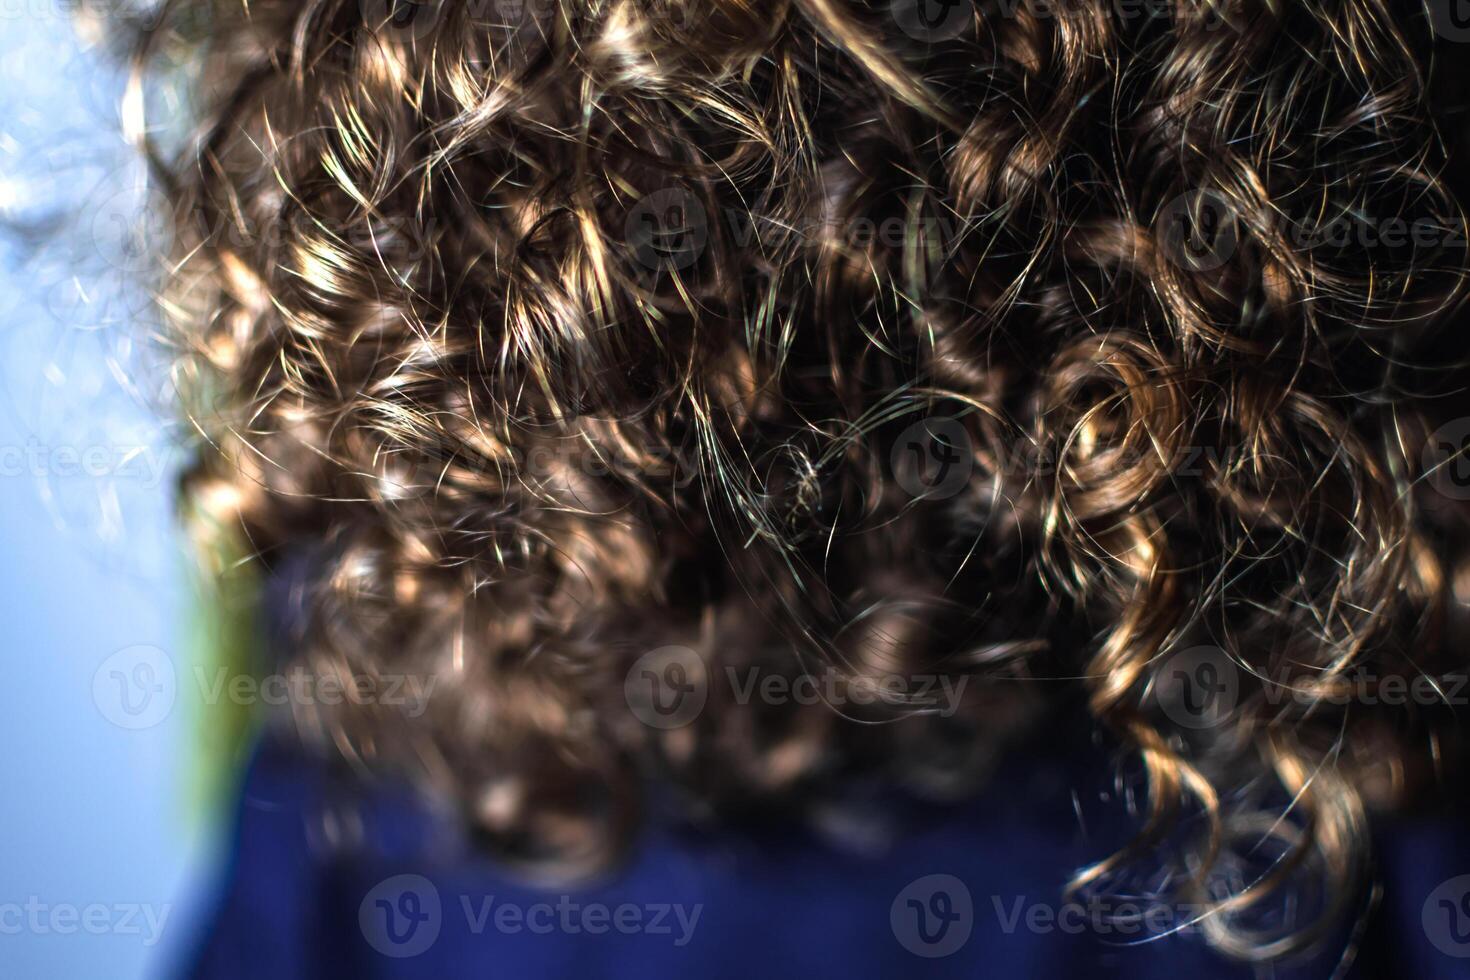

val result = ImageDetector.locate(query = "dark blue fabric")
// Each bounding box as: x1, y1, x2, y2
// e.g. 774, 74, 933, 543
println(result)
179, 731, 1470, 980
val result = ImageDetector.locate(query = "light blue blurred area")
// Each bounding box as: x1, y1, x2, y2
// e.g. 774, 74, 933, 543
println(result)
0, 7, 216, 979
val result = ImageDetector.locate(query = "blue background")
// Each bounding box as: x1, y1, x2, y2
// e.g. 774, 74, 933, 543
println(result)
0, 8, 213, 979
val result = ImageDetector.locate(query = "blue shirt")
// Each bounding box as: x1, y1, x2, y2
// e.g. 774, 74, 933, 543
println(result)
179, 730, 1470, 979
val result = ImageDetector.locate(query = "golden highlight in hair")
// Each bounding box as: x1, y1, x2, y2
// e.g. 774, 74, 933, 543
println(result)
135, 0, 1470, 961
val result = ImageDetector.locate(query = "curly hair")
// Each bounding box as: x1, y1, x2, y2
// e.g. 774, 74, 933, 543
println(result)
137, 0, 1470, 961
